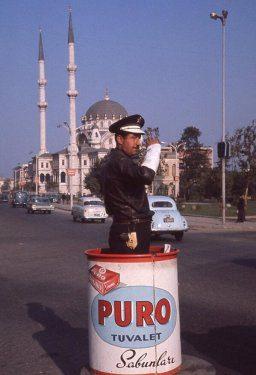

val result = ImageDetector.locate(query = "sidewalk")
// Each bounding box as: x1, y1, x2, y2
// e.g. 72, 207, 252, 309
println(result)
54, 203, 72, 211
55, 204, 255, 232
186, 215, 256, 232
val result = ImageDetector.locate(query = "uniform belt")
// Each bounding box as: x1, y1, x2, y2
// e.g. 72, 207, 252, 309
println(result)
113, 217, 151, 225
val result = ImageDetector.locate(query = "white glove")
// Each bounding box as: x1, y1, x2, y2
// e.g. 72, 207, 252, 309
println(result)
142, 143, 161, 173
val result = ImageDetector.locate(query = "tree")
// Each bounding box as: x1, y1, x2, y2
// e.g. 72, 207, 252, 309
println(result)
180, 126, 202, 148
84, 155, 109, 197
228, 120, 256, 199
24, 181, 36, 192
179, 126, 211, 200
199, 167, 221, 200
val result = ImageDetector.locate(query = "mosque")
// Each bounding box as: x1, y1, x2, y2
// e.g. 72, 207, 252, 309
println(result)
15, 11, 182, 197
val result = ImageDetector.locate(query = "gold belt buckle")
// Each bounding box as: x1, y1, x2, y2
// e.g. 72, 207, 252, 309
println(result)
126, 232, 138, 250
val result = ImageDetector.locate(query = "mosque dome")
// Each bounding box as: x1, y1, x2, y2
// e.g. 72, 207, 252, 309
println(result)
84, 90, 128, 121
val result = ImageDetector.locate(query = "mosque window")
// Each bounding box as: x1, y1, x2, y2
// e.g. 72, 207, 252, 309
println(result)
46, 163, 49, 168
60, 172, 66, 183
62, 159, 65, 166
84, 160, 87, 166
40, 173, 45, 183
41, 162, 44, 168
95, 132, 98, 138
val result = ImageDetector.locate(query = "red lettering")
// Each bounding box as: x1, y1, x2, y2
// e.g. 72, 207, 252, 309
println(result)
136, 301, 154, 326
98, 297, 171, 327
155, 298, 171, 324
98, 300, 112, 325
114, 301, 132, 327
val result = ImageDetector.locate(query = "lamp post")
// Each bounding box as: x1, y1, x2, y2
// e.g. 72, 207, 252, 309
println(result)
170, 142, 186, 198
35, 155, 39, 195
29, 151, 39, 195
57, 121, 73, 209
210, 9, 228, 225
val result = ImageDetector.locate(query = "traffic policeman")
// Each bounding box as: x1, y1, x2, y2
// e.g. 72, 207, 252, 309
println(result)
99, 114, 161, 254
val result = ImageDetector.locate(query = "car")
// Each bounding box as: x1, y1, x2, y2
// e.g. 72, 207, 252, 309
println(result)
148, 195, 189, 241
0, 192, 9, 202
27, 196, 54, 214
71, 196, 108, 223
12, 191, 29, 207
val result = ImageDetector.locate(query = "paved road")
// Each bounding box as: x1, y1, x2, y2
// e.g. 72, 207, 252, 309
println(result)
0, 203, 255, 375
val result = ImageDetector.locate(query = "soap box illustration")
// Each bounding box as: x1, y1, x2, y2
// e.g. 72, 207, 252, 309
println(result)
89, 265, 120, 295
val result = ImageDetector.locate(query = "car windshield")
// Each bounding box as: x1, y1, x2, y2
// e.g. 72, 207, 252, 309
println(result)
15, 192, 28, 198
33, 198, 50, 203
152, 201, 173, 208
84, 201, 103, 206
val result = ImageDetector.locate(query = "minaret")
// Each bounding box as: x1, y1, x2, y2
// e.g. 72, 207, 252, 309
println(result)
67, 8, 79, 200
38, 29, 48, 155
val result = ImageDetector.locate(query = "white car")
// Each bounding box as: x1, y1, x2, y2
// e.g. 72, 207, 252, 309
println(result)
148, 195, 189, 241
71, 197, 108, 223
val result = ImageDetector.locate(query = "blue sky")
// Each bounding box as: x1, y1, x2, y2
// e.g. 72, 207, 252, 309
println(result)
0, 0, 256, 177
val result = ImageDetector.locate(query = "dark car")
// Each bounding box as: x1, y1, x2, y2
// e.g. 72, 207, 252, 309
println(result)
12, 191, 28, 207
0, 192, 9, 202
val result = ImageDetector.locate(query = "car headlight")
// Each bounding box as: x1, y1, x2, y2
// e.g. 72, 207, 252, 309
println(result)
32, 205, 36, 209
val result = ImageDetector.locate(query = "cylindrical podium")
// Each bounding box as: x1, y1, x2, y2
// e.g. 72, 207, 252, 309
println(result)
85, 246, 181, 374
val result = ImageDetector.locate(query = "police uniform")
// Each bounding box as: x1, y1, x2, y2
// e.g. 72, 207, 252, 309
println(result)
99, 114, 161, 254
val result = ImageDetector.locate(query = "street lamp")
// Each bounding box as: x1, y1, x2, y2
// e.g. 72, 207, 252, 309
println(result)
57, 121, 71, 136
29, 151, 39, 195
57, 121, 73, 209
210, 9, 228, 225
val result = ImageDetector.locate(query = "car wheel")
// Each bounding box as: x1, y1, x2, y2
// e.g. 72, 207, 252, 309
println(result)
174, 231, 184, 241
48, 210, 51, 214
27, 209, 30, 214
101, 219, 105, 223
73, 215, 77, 222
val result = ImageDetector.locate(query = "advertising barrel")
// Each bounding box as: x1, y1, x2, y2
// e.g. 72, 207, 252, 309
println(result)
85, 246, 181, 374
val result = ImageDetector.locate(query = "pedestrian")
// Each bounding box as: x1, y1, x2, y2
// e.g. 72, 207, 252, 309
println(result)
99, 114, 161, 254
237, 195, 246, 222
61, 193, 66, 204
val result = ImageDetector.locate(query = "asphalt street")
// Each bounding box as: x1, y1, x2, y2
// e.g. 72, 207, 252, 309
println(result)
0, 203, 255, 375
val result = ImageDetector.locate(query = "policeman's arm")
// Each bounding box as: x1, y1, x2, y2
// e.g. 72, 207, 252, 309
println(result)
118, 143, 161, 184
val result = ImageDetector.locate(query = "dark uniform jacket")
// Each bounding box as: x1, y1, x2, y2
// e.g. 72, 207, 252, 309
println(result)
99, 148, 155, 222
